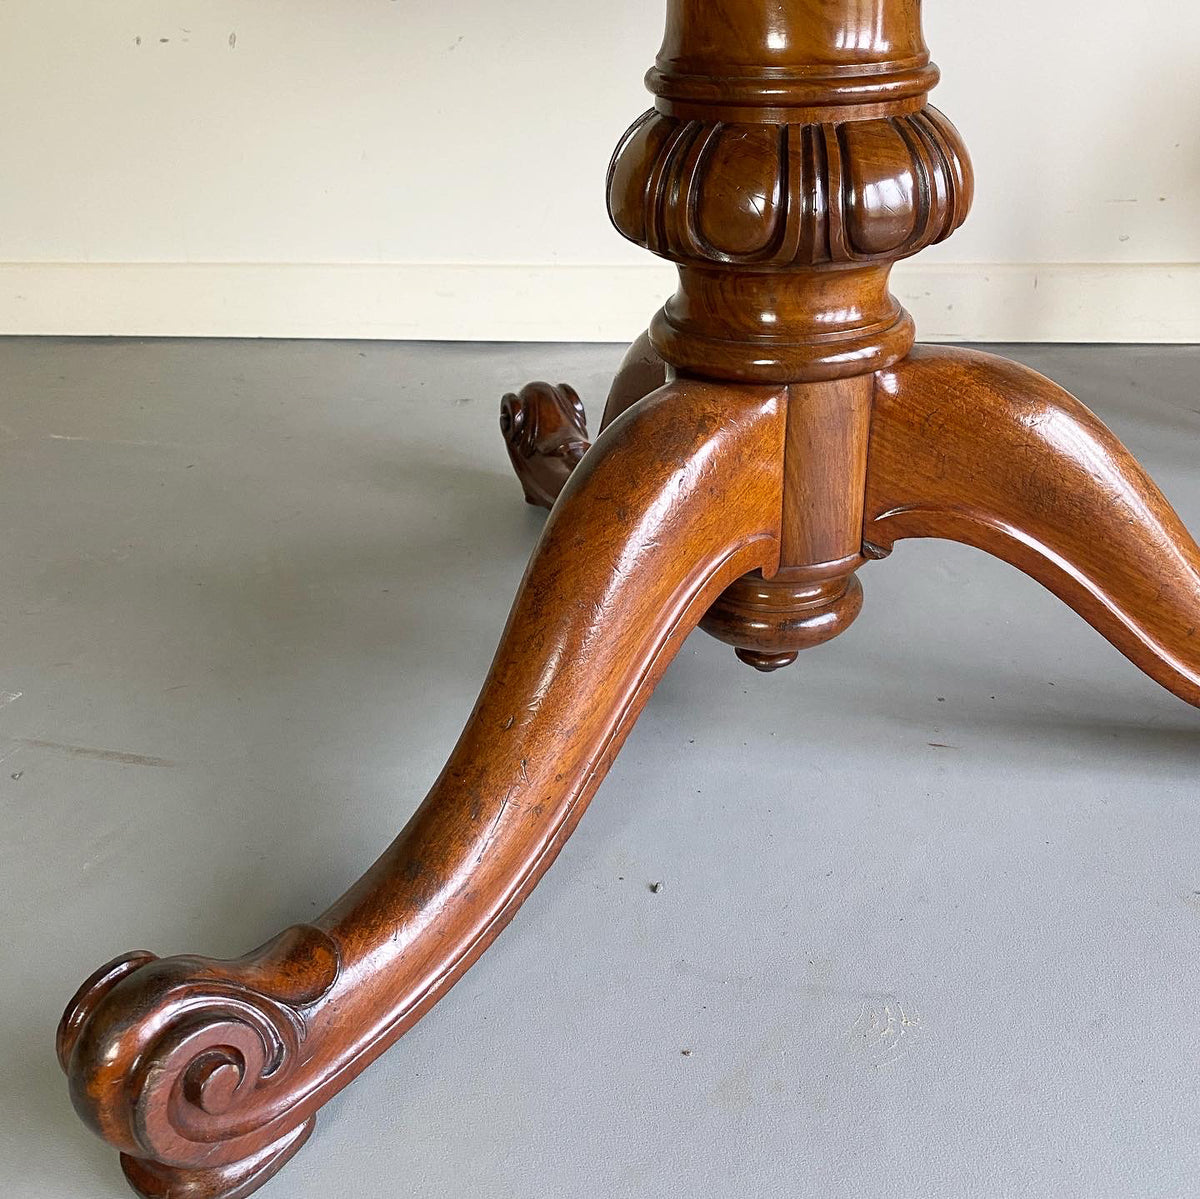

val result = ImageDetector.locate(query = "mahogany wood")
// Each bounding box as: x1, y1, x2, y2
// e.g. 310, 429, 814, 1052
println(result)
60, 0, 1200, 1195
60, 378, 786, 1197
865, 347, 1200, 705
501, 330, 668, 509
499, 380, 589, 508
600, 329, 670, 432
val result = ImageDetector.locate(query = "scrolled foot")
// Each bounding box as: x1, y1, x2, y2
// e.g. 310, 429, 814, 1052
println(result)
866, 346, 1200, 706
62, 375, 785, 1198
119, 1119, 315, 1199
58, 925, 339, 1190
500, 330, 668, 509
500, 381, 590, 509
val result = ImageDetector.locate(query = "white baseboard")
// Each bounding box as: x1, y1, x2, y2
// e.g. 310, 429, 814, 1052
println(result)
0, 262, 1197, 343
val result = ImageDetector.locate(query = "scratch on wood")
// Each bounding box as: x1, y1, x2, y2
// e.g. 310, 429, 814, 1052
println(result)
476, 788, 516, 862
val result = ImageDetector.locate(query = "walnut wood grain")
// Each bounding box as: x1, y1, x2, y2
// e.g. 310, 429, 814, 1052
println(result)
865, 347, 1200, 706
60, 378, 786, 1196
650, 0, 936, 124
627, 0, 969, 386
781, 376, 873, 567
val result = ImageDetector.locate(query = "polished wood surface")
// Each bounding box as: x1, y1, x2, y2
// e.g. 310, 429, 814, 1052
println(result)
702, 373, 873, 669
608, 109, 969, 382
866, 347, 1200, 705
500, 381, 590, 508
501, 331, 669, 509
61, 378, 786, 1197
61, 1, 1200, 1195
600, 328, 670, 431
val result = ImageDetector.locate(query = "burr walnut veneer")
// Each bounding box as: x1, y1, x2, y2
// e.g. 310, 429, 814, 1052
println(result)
60, 2, 1200, 1195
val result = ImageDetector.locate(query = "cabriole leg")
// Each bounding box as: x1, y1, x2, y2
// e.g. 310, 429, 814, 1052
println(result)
865, 346, 1200, 706
59, 377, 785, 1199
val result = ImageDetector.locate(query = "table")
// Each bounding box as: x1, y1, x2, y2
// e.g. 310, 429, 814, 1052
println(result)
58, 3, 1200, 1196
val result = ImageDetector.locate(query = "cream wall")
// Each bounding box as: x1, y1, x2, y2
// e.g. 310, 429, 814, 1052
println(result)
1, 1, 1198, 341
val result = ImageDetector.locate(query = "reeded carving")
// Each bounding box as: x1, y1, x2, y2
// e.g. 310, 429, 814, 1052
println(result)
58, 924, 340, 1185
608, 106, 971, 269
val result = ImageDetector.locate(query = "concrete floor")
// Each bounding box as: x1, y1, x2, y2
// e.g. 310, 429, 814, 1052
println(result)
2, 338, 1199, 1199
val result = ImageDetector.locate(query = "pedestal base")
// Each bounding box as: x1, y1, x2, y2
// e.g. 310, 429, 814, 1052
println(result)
56, 0, 1200, 1194
56, 342, 1200, 1199
503, 340, 1200, 701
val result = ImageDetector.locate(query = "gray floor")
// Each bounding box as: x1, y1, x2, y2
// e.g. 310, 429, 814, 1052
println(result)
2, 338, 1198, 1199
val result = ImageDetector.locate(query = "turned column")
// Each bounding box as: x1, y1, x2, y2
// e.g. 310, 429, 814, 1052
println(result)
607, 0, 972, 669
